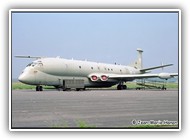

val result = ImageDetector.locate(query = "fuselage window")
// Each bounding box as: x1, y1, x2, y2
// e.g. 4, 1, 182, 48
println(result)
79, 66, 81, 69
111, 69, 113, 71
108, 68, 110, 71
120, 69, 122, 72
91, 67, 93, 70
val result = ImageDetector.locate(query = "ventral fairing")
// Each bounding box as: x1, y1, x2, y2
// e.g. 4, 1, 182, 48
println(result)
16, 49, 178, 91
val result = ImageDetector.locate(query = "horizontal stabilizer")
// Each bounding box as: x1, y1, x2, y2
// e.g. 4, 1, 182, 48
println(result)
15, 55, 43, 59
140, 64, 173, 73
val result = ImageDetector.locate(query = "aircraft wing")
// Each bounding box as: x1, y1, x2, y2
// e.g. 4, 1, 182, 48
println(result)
88, 72, 178, 82
89, 72, 178, 82
108, 73, 178, 81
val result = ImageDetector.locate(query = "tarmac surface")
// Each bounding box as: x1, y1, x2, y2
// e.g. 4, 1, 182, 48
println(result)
11, 89, 179, 129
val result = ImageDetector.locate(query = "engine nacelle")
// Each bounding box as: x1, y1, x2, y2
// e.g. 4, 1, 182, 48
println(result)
100, 75, 108, 81
158, 73, 172, 79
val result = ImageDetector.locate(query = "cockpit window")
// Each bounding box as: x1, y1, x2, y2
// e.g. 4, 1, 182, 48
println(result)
26, 63, 33, 67
26, 62, 43, 67
26, 62, 37, 67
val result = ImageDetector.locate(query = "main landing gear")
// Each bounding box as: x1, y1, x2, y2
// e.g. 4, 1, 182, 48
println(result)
117, 82, 127, 90
36, 85, 43, 91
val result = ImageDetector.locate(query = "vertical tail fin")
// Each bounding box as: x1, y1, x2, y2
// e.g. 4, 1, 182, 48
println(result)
130, 48, 143, 69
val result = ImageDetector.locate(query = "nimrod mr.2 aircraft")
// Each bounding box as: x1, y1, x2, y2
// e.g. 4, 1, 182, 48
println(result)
16, 48, 178, 91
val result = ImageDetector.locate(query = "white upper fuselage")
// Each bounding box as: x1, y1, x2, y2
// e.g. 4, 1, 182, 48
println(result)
18, 57, 140, 87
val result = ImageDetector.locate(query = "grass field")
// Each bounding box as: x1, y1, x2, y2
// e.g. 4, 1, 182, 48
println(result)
12, 82, 36, 90
12, 81, 178, 90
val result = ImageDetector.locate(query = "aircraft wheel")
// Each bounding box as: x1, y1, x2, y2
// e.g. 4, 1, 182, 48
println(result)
76, 88, 80, 91
117, 85, 127, 90
36, 86, 43, 91
39, 86, 43, 91
36, 86, 39, 91
123, 85, 127, 89
117, 85, 122, 90
117, 85, 120, 90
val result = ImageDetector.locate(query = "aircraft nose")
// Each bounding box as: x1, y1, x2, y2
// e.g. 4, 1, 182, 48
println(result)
18, 73, 27, 83
18, 73, 33, 84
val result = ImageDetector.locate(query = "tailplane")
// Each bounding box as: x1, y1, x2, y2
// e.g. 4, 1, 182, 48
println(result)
140, 64, 173, 73
15, 55, 43, 59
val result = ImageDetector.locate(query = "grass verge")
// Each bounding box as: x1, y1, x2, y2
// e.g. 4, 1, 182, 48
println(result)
52, 120, 96, 128
12, 81, 178, 90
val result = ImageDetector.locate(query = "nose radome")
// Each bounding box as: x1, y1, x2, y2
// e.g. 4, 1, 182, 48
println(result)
18, 71, 36, 85
18, 74, 26, 83
18, 73, 33, 84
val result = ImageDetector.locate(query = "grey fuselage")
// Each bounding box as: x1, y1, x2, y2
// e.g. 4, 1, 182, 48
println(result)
18, 57, 141, 88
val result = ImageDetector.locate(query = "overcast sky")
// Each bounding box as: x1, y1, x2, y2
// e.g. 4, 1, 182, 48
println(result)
11, 11, 179, 79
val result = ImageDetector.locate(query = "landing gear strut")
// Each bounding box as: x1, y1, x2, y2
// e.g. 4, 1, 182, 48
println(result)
36, 86, 43, 91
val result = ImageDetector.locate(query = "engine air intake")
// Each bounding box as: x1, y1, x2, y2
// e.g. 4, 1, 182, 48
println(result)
100, 75, 108, 81
91, 75, 98, 81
